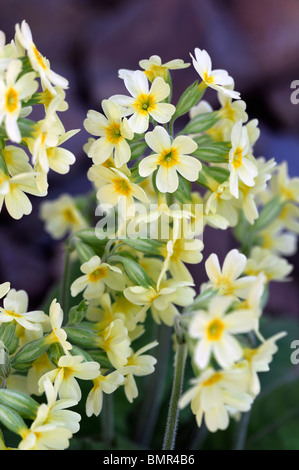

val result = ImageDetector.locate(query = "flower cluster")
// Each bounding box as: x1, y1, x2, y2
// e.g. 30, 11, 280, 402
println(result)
0, 24, 298, 450
0, 21, 78, 220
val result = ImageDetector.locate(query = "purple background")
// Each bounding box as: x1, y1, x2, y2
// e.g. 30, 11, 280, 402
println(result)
0, 0, 298, 319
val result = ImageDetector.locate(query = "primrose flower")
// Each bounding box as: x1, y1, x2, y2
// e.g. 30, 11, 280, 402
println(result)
40, 193, 87, 239
228, 120, 258, 199
87, 165, 149, 211
45, 299, 72, 354
71, 255, 126, 300
242, 332, 287, 396
110, 70, 175, 133
15, 20, 69, 94
18, 421, 72, 451
119, 55, 190, 82
0, 59, 38, 142
124, 279, 196, 326
95, 318, 131, 369
204, 248, 256, 299
39, 355, 100, 402
245, 247, 293, 282
0, 288, 45, 331
189, 296, 256, 369
0, 168, 45, 220
191, 48, 240, 99
179, 366, 253, 432
120, 341, 158, 403
35, 377, 81, 434
86, 370, 125, 417
0, 282, 10, 300
139, 126, 201, 193
84, 100, 134, 168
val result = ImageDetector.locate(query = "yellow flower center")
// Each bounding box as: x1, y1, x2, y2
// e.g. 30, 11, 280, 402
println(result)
88, 267, 107, 282
202, 371, 222, 387
134, 93, 156, 115
33, 44, 47, 70
5, 87, 18, 113
105, 122, 122, 144
144, 65, 167, 82
207, 318, 225, 341
203, 71, 214, 84
63, 208, 77, 224
158, 147, 179, 168
232, 147, 243, 169
113, 177, 132, 196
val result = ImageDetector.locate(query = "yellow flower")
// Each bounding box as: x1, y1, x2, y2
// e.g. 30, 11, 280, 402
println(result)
45, 299, 72, 354
40, 193, 87, 239
204, 248, 256, 299
39, 355, 100, 401
139, 126, 201, 193
84, 99, 134, 167
189, 296, 256, 369
0, 288, 45, 331
70, 255, 126, 300
245, 247, 293, 282
95, 319, 131, 369
15, 20, 69, 94
86, 370, 124, 417
190, 48, 240, 99
110, 70, 175, 133
0, 59, 38, 142
88, 165, 149, 211
179, 366, 252, 432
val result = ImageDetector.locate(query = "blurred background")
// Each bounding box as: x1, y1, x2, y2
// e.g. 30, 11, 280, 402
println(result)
0, 0, 298, 317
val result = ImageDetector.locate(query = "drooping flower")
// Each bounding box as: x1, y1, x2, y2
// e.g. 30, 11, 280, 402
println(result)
179, 366, 253, 432
15, 20, 69, 94
190, 48, 240, 99
139, 126, 201, 193
228, 120, 258, 199
86, 370, 124, 417
0, 288, 45, 331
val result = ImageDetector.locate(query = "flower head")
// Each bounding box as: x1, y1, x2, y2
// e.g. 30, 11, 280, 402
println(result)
191, 48, 240, 99
110, 70, 175, 134
139, 126, 201, 193
84, 99, 134, 167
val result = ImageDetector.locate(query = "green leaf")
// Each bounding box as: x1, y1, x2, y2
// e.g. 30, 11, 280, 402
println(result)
74, 239, 96, 264
178, 111, 220, 136
172, 81, 206, 122
122, 238, 164, 256
193, 142, 230, 164
129, 140, 148, 161
251, 196, 284, 232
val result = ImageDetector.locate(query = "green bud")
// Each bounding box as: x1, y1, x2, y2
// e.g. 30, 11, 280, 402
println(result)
68, 300, 89, 326
74, 239, 96, 264
11, 337, 49, 367
0, 341, 11, 388
172, 80, 206, 121
64, 325, 98, 349
0, 389, 38, 420
0, 404, 27, 435
108, 254, 153, 288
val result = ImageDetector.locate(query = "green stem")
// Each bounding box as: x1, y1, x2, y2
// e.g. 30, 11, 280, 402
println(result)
101, 393, 114, 448
234, 410, 251, 450
162, 338, 187, 450
60, 244, 71, 321
135, 323, 172, 447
